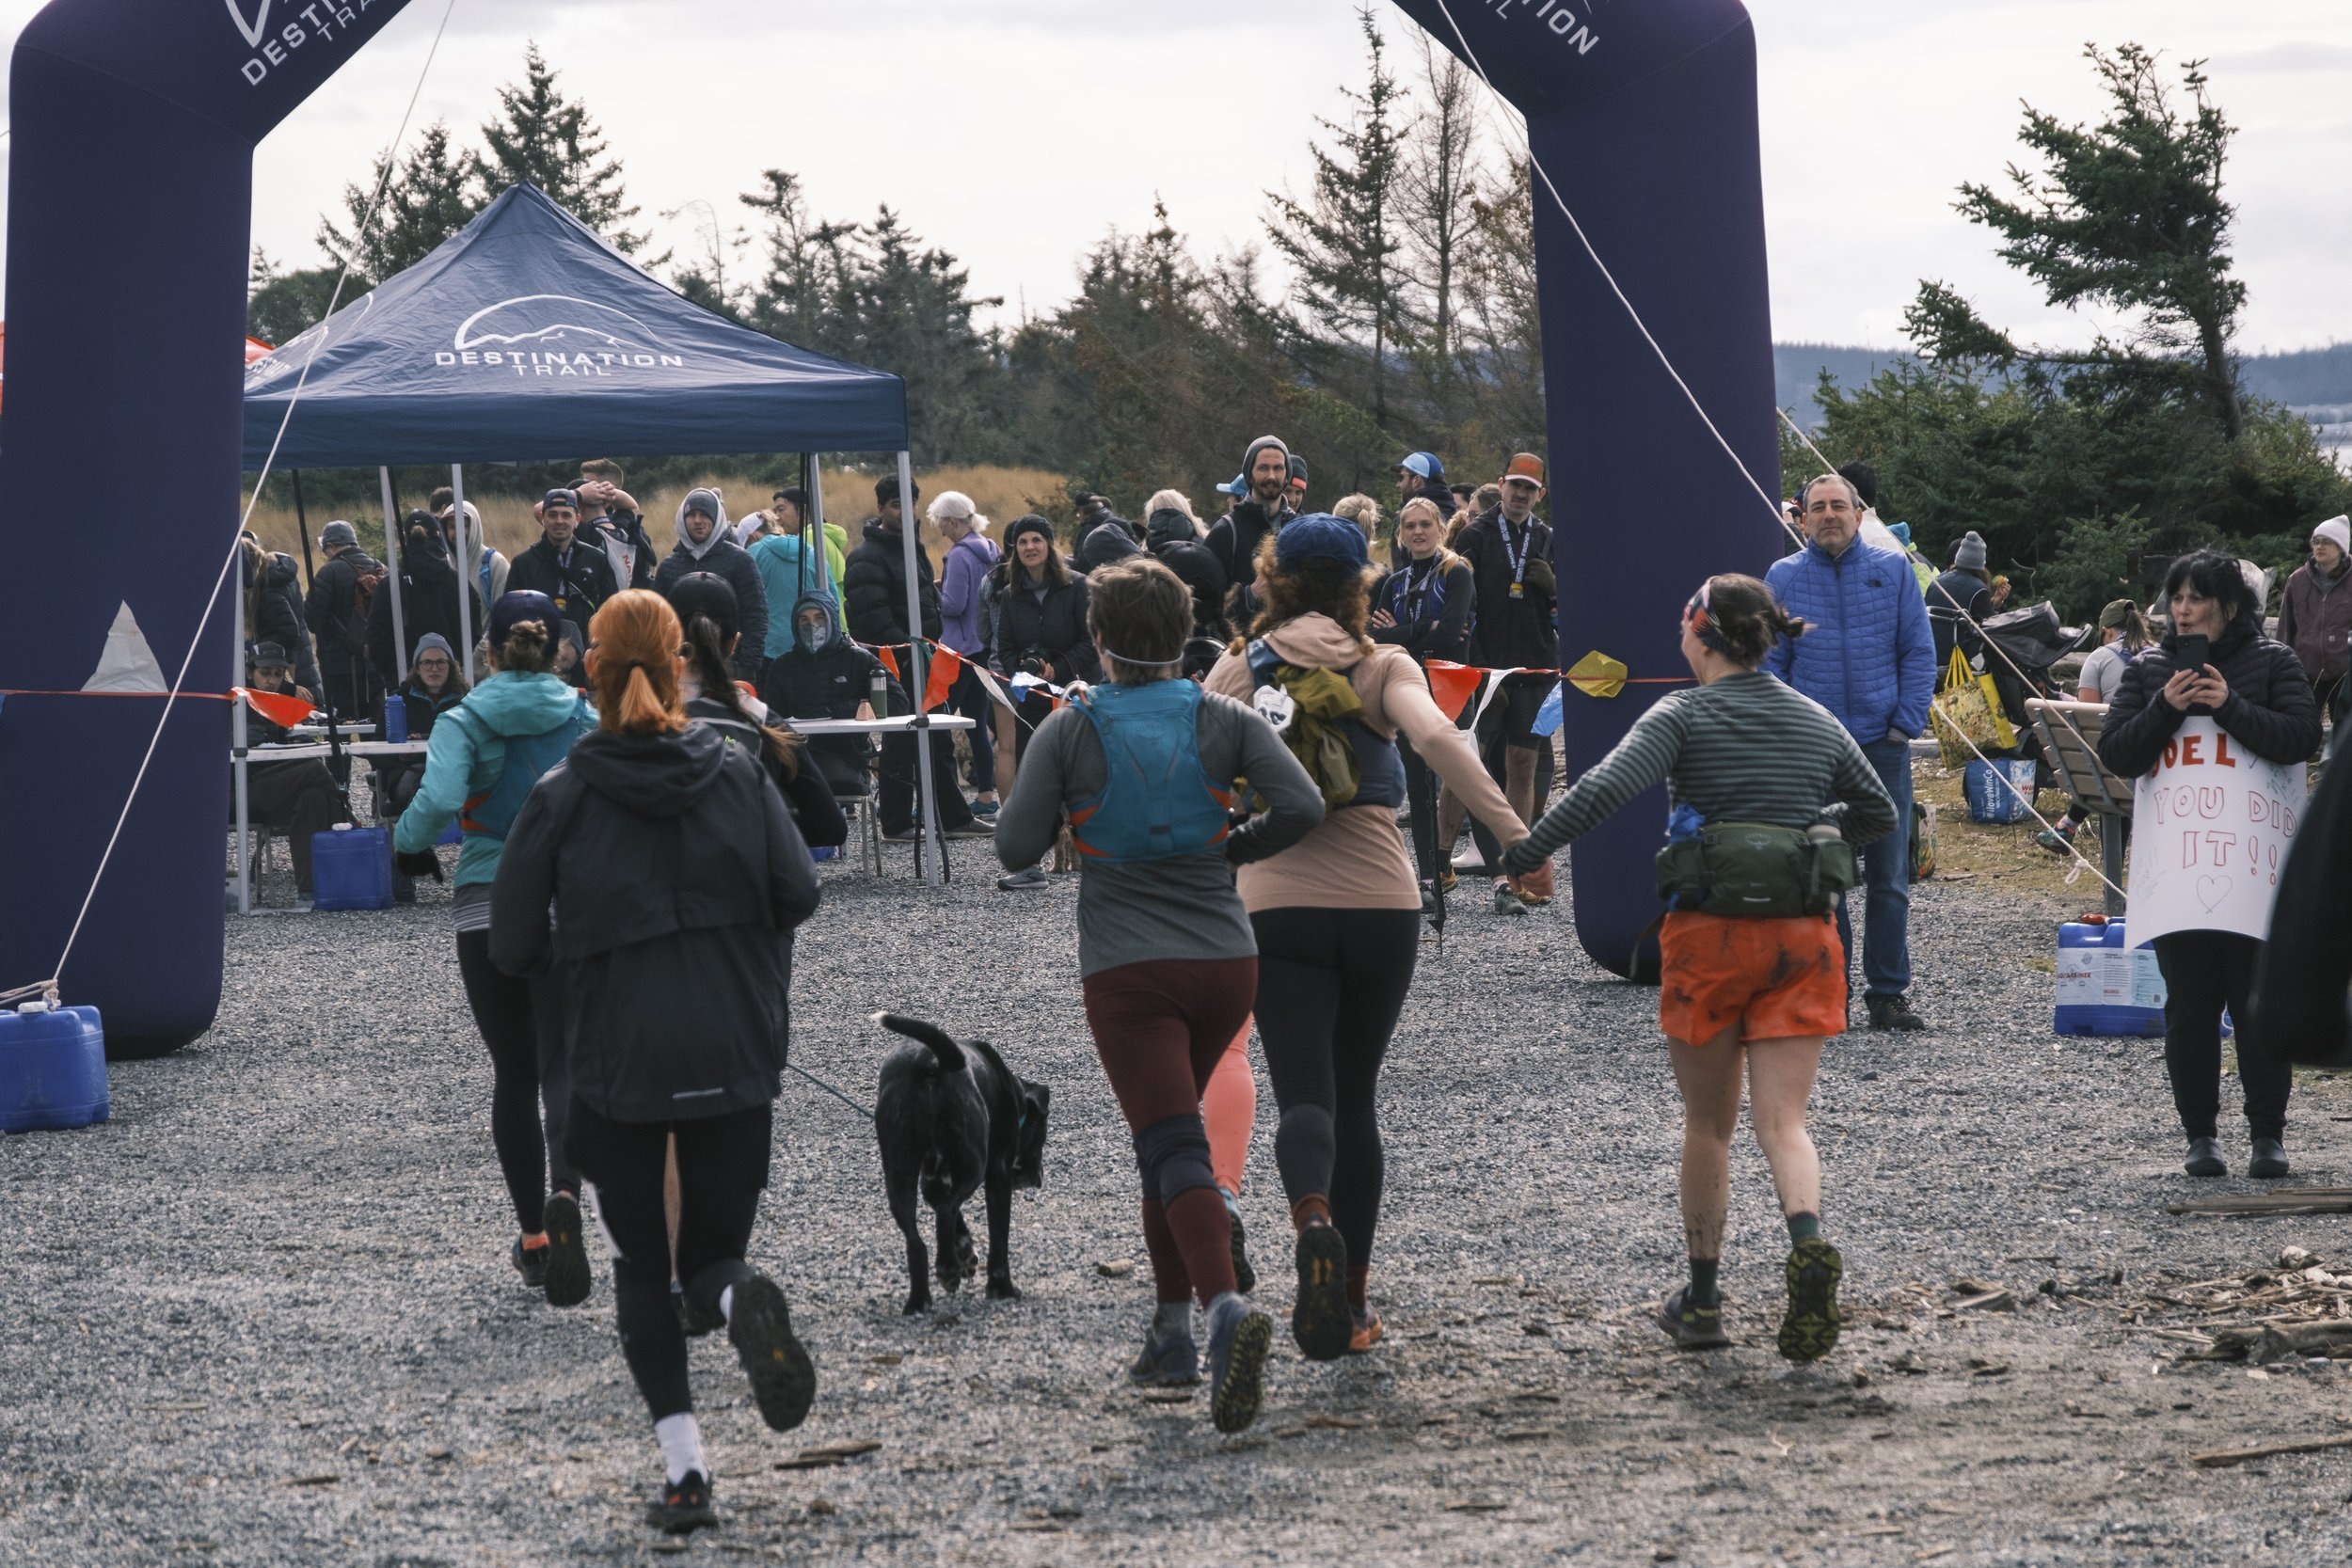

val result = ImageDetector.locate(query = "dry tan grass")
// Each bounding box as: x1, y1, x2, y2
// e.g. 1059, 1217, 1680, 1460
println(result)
243, 464, 1073, 571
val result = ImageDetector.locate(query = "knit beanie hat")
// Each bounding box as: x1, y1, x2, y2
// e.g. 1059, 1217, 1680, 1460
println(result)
2312, 515, 2350, 557
1952, 531, 1989, 573
1003, 514, 1057, 551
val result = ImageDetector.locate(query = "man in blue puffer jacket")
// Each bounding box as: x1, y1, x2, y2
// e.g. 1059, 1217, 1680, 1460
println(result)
1764, 473, 1937, 1031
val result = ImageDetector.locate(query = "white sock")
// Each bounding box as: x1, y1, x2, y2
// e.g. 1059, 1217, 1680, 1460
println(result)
719, 1284, 736, 1324
654, 1413, 707, 1485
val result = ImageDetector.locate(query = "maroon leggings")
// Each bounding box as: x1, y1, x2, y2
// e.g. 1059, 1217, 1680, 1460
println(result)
1081, 957, 1258, 1307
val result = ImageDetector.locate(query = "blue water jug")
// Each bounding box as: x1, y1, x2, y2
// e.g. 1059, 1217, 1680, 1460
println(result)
1, 1003, 109, 1132
382, 693, 408, 744
312, 824, 393, 911
1963, 759, 2038, 825
810, 845, 837, 862
2054, 920, 2167, 1037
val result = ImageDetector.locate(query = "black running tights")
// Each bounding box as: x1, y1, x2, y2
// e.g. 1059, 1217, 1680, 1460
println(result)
454, 929, 576, 1234
569, 1099, 773, 1423
1250, 907, 1422, 1271
2153, 929, 2288, 1142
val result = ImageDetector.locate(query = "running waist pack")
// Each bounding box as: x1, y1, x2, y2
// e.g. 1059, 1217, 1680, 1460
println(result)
1656, 821, 1855, 919
1243, 639, 1405, 813
1066, 679, 1235, 863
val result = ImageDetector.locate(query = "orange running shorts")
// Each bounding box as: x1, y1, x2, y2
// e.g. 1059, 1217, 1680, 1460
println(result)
1657, 911, 1848, 1046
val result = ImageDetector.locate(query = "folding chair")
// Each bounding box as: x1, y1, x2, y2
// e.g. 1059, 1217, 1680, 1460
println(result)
2026, 698, 2132, 916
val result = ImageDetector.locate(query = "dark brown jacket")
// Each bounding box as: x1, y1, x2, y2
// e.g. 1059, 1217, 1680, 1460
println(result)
2277, 558, 2352, 688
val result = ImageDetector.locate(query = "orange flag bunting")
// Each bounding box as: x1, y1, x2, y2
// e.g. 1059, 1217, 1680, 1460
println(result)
874, 645, 900, 681
1422, 660, 1486, 723
234, 687, 314, 729
922, 646, 961, 713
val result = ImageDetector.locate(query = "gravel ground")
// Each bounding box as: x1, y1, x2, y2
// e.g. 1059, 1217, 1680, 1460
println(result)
9, 800, 2352, 1567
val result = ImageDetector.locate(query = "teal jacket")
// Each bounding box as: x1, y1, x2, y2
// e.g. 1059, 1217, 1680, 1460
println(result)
391, 671, 596, 887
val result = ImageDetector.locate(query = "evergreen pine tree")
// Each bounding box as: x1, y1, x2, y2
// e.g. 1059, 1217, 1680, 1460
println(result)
316, 121, 481, 286
472, 43, 648, 255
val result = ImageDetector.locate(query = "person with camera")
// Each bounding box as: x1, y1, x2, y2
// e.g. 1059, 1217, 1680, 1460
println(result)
988, 514, 1101, 888
2098, 550, 2320, 1180
1500, 574, 1895, 1363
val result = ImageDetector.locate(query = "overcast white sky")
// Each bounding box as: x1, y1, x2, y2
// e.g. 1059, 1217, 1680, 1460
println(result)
3, 0, 2345, 352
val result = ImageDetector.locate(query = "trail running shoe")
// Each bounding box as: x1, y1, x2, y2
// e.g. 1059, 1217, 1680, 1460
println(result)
943, 820, 995, 839
1226, 1199, 1257, 1296
1435, 867, 1457, 895
1492, 881, 1530, 918
996, 865, 1049, 891
1777, 1237, 1844, 1363
970, 798, 1000, 818
2034, 824, 2077, 855
1291, 1224, 1354, 1362
1206, 1295, 1273, 1434
1658, 1287, 1731, 1351
646, 1469, 716, 1534
728, 1273, 818, 1433
510, 1237, 548, 1291
539, 1193, 592, 1308
1349, 1307, 1386, 1354
1127, 1330, 1200, 1387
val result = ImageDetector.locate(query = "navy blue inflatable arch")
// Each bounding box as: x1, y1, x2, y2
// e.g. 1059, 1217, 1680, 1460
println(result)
0, 0, 1775, 1049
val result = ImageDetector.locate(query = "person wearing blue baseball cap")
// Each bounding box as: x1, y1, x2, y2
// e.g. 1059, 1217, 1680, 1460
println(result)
391, 587, 599, 1310
1204, 515, 1550, 1369
1391, 452, 1450, 562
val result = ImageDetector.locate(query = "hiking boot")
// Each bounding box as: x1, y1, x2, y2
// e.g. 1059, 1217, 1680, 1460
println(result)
996, 865, 1048, 891
1865, 994, 1926, 1032
728, 1272, 818, 1433
1349, 1307, 1386, 1354
1492, 881, 1530, 918
1205, 1294, 1273, 1434
1291, 1223, 1354, 1362
2034, 824, 2077, 856
540, 1193, 592, 1308
2183, 1136, 2227, 1178
1127, 1329, 1200, 1387
646, 1470, 716, 1534
2249, 1137, 2290, 1180
1777, 1237, 1844, 1363
1657, 1287, 1730, 1351
510, 1237, 548, 1291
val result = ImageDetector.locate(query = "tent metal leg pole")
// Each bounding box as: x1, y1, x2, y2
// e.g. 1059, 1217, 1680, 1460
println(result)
380, 467, 408, 684
233, 697, 252, 916
897, 451, 941, 887
451, 465, 474, 685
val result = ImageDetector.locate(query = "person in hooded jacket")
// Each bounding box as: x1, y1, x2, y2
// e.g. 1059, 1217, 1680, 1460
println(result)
305, 519, 384, 719
932, 492, 1002, 816
491, 589, 823, 1535
671, 572, 847, 851
1206, 436, 1297, 622
2099, 550, 2320, 1182
2277, 515, 2352, 719
242, 534, 322, 701
391, 593, 597, 1307
1143, 489, 1230, 649
656, 488, 769, 684
749, 489, 838, 665
369, 510, 487, 695
757, 594, 906, 802
989, 515, 1102, 878
379, 630, 470, 900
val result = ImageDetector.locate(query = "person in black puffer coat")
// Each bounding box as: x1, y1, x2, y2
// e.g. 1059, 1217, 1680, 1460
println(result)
654, 488, 769, 683
669, 572, 846, 851
989, 515, 1100, 768
491, 589, 823, 1531
306, 520, 384, 718
242, 535, 322, 700
369, 510, 487, 690
2099, 550, 2320, 1183
1143, 489, 1229, 643
839, 472, 940, 650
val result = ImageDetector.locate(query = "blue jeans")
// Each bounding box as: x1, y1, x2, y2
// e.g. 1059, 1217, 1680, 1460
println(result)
1836, 737, 1914, 1000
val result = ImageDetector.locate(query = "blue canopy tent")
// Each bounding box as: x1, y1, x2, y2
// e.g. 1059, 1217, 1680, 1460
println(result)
239, 183, 948, 896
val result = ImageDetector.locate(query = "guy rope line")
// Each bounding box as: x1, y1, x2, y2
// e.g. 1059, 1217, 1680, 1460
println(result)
1422, 0, 2126, 904
0, 0, 466, 1011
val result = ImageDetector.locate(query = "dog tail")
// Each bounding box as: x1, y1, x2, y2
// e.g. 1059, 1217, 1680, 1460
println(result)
872, 1011, 966, 1072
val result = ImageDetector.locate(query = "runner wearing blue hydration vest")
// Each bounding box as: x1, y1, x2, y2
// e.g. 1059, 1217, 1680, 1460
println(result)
994, 557, 1325, 1433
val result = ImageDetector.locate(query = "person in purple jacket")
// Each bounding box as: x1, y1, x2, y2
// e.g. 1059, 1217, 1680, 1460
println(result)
932, 491, 1003, 817
1763, 473, 1937, 1032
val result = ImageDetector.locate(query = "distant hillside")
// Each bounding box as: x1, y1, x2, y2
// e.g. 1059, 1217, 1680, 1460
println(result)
1776, 341, 2352, 434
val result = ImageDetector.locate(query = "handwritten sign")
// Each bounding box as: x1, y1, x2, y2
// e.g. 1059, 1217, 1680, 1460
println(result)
2124, 717, 2305, 946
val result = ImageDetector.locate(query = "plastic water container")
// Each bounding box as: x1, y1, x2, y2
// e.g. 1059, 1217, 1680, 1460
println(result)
382, 692, 408, 744
312, 824, 393, 911
1, 1002, 109, 1132
2055, 919, 2167, 1037
810, 845, 837, 862
1963, 759, 2038, 825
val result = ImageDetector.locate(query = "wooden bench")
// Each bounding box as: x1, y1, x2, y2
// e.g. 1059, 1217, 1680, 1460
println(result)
2025, 698, 2133, 915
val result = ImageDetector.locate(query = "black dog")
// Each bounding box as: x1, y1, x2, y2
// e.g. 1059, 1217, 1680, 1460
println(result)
872, 1013, 1050, 1315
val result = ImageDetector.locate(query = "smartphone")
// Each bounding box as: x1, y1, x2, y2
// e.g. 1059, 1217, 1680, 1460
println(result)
2176, 633, 2210, 676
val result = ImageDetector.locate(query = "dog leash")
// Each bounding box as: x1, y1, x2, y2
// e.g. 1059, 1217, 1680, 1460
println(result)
787, 1059, 874, 1121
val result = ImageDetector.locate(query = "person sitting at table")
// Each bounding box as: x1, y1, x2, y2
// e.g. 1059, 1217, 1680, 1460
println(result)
379, 632, 469, 902
369, 509, 485, 696
237, 641, 342, 906
671, 572, 847, 851
756, 594, 903, 806
554, 620, 591, 691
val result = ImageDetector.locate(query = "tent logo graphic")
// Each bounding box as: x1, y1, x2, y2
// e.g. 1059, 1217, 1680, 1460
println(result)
437, 294, 687, 379
226, 0, 271, 50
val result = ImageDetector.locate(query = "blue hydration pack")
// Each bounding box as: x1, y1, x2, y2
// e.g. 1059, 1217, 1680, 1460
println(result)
454, 718, 586, 840
1066, 679, 1234, 863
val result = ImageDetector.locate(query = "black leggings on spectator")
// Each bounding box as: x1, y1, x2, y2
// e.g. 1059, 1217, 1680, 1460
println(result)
2153, 929, 2289, 1141
1250, 907, 1422, 1271
454, 930, 576, 1234
569, 1099, 772, 1423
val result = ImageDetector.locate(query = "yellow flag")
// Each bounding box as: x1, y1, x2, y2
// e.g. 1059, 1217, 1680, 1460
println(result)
1565, 650, 1628, 700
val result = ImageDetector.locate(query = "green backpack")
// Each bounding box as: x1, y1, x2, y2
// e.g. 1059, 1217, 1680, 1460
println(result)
1245, 640, 1363, 811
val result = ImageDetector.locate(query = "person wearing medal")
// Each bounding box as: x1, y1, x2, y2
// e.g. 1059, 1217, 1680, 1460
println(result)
1446, 453, 1559, 913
